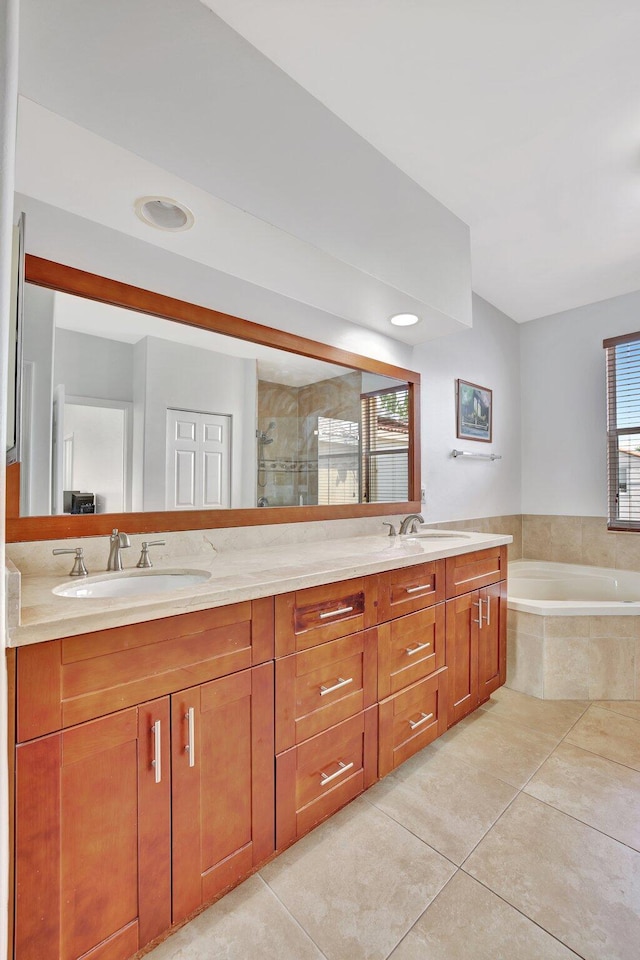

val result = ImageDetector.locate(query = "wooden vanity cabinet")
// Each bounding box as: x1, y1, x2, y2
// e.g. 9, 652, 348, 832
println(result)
274, 579, 378, 849
376, 561, 449, 775
13, 600, 275, 960
445, 549, 507, 727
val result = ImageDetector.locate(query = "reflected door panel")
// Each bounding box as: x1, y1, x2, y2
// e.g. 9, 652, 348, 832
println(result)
166, 410, 230, 510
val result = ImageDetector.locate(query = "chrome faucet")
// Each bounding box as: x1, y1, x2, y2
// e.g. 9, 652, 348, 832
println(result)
107, 529, 131, 571
399, 514, 424, 535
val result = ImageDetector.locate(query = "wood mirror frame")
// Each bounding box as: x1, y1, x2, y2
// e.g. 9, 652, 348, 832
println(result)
6, 256, 421, 542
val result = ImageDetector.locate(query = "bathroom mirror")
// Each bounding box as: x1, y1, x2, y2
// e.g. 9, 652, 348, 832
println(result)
6, 256, 420, 541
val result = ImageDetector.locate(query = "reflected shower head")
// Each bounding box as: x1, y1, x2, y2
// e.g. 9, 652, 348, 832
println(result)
257, 421, 276, 444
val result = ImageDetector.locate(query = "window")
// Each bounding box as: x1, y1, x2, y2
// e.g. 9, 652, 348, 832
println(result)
604, 331, 640, 529
361, 386, 409, 503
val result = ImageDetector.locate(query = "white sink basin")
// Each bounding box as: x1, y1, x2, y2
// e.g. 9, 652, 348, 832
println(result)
403, 532, 473, 540
53, 568, 212, 599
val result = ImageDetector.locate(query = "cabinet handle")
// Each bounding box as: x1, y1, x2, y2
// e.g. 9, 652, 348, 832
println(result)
405, 584, 431, 595
484, 596, 491, 626
473, 598, 483, 628
318, 605, 354, 620
405, 641, 431, 657
151, 719, 162, 784
320, 676, 353, 697
408, 711, 434, 730
320, 760, 354, 786
185, 707, 195, 767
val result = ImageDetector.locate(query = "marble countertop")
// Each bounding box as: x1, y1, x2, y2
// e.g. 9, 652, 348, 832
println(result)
7, 529, 512, 647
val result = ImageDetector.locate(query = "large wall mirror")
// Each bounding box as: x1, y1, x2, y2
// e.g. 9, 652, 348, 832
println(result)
6, 257, 421, 541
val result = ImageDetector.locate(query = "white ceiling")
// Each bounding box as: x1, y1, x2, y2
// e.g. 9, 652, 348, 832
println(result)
203, 0, 640, 323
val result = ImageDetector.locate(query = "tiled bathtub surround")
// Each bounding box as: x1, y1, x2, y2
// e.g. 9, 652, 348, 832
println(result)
508, 610, 640, 700
522, 514, 640, 571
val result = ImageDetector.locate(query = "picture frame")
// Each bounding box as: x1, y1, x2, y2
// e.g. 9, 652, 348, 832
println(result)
456, 379, 492, 443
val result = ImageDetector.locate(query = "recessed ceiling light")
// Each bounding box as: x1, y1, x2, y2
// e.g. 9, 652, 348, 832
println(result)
390, 313, 420, 327
134, 196, 194, 232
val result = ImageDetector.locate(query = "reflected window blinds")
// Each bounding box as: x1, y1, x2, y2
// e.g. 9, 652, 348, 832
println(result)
361, 386, 409, 503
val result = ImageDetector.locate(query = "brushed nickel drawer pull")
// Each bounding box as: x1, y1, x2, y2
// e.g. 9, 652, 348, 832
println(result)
405, 641, 431, 657
151, 719, 162, 784
320, 676, 354, 697
405, 584, 431, 595
485, 596, 491, 626
320, 760, 354, 786
408, 711, 434, 730
185, 707, 195, 767
473, 598, 483, 627
318, 605, 354, 619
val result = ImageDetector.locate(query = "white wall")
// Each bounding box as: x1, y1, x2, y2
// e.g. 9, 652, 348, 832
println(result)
139, 337, 256, 511
520, 289, 640, 516
412, 294, 522, 523
54, 327, 134, 401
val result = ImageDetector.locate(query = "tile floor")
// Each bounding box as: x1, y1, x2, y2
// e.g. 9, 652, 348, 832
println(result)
146, 688, 640, 960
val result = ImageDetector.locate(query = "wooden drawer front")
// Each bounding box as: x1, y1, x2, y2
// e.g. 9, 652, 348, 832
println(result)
16, 598, 274, 741
275, 578, 376, 656
445, 546, 507, 598
377, 560, 445, 622
275, 630, 377, 752
276, 707, 378, 850
378, 670, 448, 778
378, 604, 445, 700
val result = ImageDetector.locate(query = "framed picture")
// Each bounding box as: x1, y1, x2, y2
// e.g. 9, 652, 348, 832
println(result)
456, 379, 492, 443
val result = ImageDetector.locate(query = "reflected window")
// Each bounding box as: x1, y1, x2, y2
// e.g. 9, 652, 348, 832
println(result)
361, 386, 409, 503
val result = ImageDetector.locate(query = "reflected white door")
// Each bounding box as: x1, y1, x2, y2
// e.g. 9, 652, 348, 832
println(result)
166, 410, 231, 510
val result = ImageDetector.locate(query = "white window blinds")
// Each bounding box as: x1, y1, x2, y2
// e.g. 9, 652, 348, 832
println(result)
361, 386, 409, 503
604, 331, 640, 530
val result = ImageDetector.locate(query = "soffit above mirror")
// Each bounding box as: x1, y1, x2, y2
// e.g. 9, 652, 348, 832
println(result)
17, 0, 472, 344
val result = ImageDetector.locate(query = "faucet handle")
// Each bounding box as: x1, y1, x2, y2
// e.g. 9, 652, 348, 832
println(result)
382, 522, 397, 537
136, 540, 166, 568
53, 546, 89, 577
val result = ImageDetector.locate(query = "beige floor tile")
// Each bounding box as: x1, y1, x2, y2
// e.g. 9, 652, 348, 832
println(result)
144, 875, 325, 960
566, 705, 640, 771
524, 741, 640, 850
596, 700, 640, 721
261, 796, 454, 960
479, 686, 588, 738
366, 745, 517, 864
465, 794, 640, 960
432, 708, 558, 788
388, 870, 580, 960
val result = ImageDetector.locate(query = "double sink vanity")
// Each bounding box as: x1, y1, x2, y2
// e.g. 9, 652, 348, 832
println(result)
7, 524, 510, 960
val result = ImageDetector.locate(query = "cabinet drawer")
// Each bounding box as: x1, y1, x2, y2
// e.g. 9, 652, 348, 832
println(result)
378, 670, 448, 778
377, 560, 445, 622
16, 597, 275, 741
276, 707, 378, 850
275, 578, 376, 657
378, 604, 445, 700
275, 630, 377, 752
445, 546, 507, 598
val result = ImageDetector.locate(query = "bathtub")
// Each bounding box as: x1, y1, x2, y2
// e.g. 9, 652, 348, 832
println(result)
507, 560, 640, 701
508, 559, 640, 616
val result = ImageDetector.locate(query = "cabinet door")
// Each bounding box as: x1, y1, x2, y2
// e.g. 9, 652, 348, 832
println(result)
171, 663, 274, 923
15, 698, 171, 960
445, 592, 480, 726
477, 580, 507, 702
